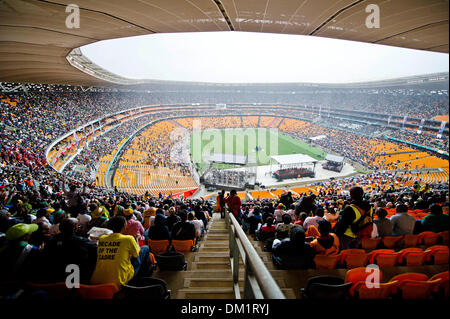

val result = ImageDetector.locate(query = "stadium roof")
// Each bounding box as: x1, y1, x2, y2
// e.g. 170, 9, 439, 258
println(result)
0, 0, 448, 86
271, 154, 318, 165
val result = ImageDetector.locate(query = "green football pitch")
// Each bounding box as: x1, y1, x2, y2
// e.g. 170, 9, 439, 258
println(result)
190, 128, 327, 173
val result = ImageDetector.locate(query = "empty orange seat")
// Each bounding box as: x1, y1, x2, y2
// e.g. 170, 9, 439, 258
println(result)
396, 248, 423, 264
368, 249, 394, 264
404, 251, 426, 266
424, 245, 449, 265
438, 230, 449, 244
148, 240, 170, 254
171, 239, 194, 252
373, 251, 398, 267
79, 283, 119, 299
353, 280, 398, 299
314, 254, 340, 269
396, 279, 442, 299
430, 271, 449, 298
403, 234, 419, 247
338, 249, 366, 265
389, 272, 428, 295
361, 238, 381, 250
343, 253, 370, 269
345, 267, 383, 297
418, 231, 440, 246
381, 236, 403, 249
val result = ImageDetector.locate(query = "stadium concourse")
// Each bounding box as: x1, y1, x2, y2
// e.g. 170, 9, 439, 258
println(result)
0, 77, 449, 300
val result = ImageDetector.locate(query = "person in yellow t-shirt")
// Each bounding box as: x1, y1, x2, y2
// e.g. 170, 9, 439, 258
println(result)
90, 216, 151, 288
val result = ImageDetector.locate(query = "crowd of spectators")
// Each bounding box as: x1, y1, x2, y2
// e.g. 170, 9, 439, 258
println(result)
236, 183, 449, 269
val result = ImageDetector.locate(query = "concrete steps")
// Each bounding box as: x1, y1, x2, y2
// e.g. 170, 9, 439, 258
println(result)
169, 213, 296, 299
175, 214, 234, 298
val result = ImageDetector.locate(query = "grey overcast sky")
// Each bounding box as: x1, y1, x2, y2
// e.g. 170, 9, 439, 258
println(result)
81, 31, 449, 84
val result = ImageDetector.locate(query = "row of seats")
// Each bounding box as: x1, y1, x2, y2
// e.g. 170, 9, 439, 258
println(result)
19, 277, 171, 300
301, 270, 449, 300
314, 245, 449, 269
361, 231, 449, 250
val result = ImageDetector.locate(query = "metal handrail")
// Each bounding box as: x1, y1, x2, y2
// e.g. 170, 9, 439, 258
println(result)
225, 211, 285, 299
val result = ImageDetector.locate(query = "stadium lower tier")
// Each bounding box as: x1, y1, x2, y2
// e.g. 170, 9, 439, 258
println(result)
87, 115, 448, 198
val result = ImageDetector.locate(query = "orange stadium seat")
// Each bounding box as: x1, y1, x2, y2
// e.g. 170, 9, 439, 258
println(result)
430, 271, 449, 298
372, 251, 399, 268
353, 280, 398, 299
403, 234, 420, 247
381, 236, 403, 249
171, 240, 195, 253
148, 240, 170, 255
424, 245, 449, 265
438, 230, 449, 245
345, 267, 383, 297
314, 254, 340, 270
396, 248, 425, 266
361, 237, 381, 250
339, 249, 369, 268
389, 273, 429, 296
79, 283, 119, 299
395, 279, 442, 299
418, 231, 440, 246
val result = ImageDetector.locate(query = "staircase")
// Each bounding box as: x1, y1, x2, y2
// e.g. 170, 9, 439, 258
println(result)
174, 213, 296, 299
176, 214, 237, 298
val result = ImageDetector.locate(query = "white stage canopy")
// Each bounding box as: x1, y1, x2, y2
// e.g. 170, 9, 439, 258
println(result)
325, 154, 344, 163
209, 153, 248, 165
309, 135, 327, 141
271, 154, 318, 165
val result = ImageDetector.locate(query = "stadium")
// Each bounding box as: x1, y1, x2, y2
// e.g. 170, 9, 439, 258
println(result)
0, 0, 449, 308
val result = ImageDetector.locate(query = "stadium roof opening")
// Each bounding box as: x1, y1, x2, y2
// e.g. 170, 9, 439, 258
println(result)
80, 31, 449, 84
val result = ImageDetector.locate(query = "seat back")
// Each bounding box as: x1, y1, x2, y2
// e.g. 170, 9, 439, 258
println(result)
404, 251, 426, 266
361, 238, 381, 250
338, 249, 366, 264
418, 231, 440, 246
438, 230, 449, 244
382, 236, 403, 249
424, 245, 449, 264
403, 234, 419, 247
354, 280, 398, 299
343, 253, 369, 269
374, 252, 398, 267
345, 267, 382, 297
430, 271, 449, 298
389, 272, 428, 294
171, 239, 194, 252
79, 283, 118, 299
314, 254, 339, 270
368, 249, 395, 264
398, 279, 442, 299
148, 240, 170, 254
396, 248, 423, 264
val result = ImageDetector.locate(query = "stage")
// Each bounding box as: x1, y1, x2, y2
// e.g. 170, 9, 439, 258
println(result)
214, 160, 356, 187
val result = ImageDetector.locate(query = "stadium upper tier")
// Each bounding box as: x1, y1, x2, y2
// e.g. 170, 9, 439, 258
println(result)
0, 0, 448, 86
0, 86, 448, 197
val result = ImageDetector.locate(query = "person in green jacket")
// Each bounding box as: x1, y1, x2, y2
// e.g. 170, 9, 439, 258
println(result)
421, 204, 449, 233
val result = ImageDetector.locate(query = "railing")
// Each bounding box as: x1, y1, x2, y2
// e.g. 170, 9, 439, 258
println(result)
225, 211, 285, 299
